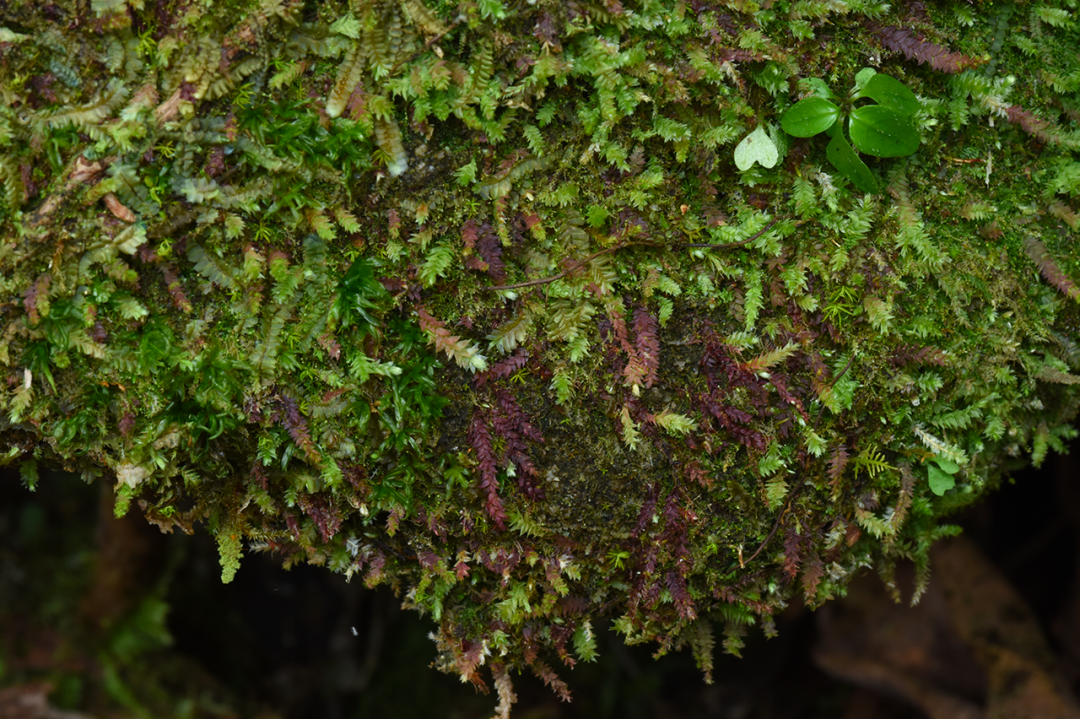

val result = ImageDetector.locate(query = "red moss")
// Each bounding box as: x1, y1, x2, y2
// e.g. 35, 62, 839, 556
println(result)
467, 410, 507, 529
878, 26, 980, 73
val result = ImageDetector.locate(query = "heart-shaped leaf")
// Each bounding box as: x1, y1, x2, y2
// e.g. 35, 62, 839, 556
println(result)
734, 126, 779, 171
928, 464, 956, 496
826, 130, 879, 194
781, 97, 841, 137
849, 106, 920, 157
860, 73, 921, 116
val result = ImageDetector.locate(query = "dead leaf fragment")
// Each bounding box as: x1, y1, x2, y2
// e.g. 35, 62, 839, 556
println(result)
103, 192, 136, 222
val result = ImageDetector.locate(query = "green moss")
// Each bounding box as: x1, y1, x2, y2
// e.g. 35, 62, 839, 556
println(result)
3, 0, 1080, 705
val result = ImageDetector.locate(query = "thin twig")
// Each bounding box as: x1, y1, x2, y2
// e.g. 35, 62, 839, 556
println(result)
681, 218, 778, 248
481, 218, 779, 292
832, 353, 856, 385
744, 474, 809, 566
813, 352, 857, 423
390, 18, 464, 75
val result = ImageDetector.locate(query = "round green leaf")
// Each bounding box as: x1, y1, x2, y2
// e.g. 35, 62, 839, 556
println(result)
733, 126, 779, 171
861, 73, 921, 116
853, 67, 877, 92
826, 130, 879, 194
849, 106, 920, 157
928, 464, 956, 496
781, 97, 841, 137
804, 77, 833, 99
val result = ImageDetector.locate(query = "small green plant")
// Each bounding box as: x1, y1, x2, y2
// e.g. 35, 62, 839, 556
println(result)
781, 69, 922, 193
927, 456, 962, 496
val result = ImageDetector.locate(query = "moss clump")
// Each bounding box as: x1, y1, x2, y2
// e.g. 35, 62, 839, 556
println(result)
3, 0, 1080, 702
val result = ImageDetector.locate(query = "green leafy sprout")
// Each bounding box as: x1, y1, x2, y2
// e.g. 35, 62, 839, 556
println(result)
781, 69, 923, 193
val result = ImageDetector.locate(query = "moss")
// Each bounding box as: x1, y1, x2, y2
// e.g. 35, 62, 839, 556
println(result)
2, 0, 1080, 705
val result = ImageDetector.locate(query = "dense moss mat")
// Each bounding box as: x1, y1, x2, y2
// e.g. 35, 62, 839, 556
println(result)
2, 0, 1080, 703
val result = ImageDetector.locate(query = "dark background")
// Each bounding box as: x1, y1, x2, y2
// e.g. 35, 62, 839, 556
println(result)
2, 433, 1079, 719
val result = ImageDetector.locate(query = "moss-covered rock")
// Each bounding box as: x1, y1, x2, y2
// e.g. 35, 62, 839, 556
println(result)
2, 0, 1080, 702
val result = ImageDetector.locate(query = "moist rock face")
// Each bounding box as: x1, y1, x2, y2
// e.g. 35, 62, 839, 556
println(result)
2, 0, 1080, 697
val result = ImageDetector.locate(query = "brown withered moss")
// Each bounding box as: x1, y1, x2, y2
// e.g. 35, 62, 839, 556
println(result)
3, 0, 1080, 709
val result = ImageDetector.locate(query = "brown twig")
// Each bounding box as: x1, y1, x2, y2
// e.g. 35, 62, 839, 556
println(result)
482, 218, 780, 292
833, 354, 856, 385
813, 352, 857, 423
681, 218, 778, 248
744, 474, 809, 566
390, 18, 464, 75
